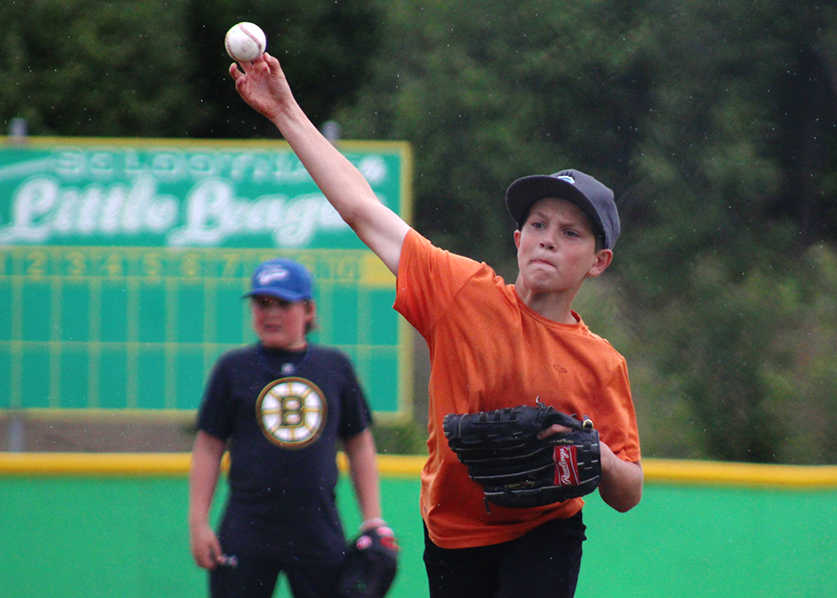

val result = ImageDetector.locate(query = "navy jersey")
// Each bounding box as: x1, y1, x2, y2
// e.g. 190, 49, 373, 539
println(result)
197, 343, 373, 559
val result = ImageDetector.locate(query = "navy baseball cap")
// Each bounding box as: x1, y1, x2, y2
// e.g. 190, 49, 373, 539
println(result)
243, 258, 313, 301
504, 169, 620, 249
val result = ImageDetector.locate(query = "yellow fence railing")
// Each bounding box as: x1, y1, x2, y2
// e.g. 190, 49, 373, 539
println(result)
1, 452, 836, 489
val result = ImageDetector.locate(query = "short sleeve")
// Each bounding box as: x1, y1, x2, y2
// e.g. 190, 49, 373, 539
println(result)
394, 229, 483, 338
337, 355, 373, 439
196, 356, 237, 440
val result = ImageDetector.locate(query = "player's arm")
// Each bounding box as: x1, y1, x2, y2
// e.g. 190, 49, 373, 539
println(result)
598, 443, 642, 512
229, 54, 410, 275
343, 428, 385, 530
188, 430, 227, 569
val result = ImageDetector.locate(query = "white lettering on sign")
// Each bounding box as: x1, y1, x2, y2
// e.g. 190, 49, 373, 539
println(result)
168, 179, 347, 247
0, 175, 178, 243
47, 148, 314, 183
0, 176, 351, 247
0, 149, 391, 247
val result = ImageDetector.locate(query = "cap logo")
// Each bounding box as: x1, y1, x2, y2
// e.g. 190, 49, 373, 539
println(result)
257, 265, 290, 286
556, 175, 575, 184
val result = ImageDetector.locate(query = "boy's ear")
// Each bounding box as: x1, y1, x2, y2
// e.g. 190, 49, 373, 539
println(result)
587, 249, 613, 278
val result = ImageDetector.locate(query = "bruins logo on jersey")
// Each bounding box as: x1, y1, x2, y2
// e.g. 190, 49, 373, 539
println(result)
256, 377, 327, 448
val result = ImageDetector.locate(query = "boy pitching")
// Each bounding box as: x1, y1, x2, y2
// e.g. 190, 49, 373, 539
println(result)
227, 53, 642, 598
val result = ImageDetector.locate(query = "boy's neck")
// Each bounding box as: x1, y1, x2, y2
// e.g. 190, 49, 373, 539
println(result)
514, 280, 580, 324
261, 341, 308, 353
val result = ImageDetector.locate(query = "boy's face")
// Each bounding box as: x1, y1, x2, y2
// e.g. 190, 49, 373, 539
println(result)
250, 295, 314, 350
514, 197, 612, 295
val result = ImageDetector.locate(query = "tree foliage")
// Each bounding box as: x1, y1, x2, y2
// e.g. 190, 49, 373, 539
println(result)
0, 0, 382, 138
1, 0, 835, 463
0, 0, 198, 135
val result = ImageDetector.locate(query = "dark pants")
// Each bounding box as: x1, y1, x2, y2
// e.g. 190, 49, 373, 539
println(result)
423, 513, 586, 598
209, 552, 343, 598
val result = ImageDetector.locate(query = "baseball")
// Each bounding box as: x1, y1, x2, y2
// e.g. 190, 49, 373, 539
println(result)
224, 22, 267, 63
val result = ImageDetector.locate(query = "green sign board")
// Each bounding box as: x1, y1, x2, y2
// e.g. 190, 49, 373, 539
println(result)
0, 137, 413, 419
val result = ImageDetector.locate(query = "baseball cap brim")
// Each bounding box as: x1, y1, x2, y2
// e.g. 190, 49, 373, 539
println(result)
505, 175, 605, 240
242, 288, 309, 301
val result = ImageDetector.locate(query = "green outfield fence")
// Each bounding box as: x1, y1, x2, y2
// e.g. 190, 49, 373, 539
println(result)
1, 454, 835, 598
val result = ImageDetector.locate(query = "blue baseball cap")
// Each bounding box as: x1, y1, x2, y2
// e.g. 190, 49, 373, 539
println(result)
243, 258, 313, 302
505, 169, 620, 249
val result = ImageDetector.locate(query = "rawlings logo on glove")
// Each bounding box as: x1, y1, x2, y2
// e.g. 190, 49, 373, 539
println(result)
554, 445, 580, 486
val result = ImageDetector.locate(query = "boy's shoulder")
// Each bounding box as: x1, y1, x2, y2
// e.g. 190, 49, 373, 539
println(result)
306, 343, 353, 365
215, 344, 260, 366
573, 316, 626, 361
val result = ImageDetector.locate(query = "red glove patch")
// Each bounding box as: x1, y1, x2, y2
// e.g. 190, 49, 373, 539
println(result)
553, 445, 580, 486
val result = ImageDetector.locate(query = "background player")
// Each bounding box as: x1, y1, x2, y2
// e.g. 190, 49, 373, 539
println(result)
228, 53, 642, 598
189, 257, 389, 598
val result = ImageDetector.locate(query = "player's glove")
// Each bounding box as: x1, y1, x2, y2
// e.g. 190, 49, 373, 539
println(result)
443, 401, 601, 508
336, 524, 399, 598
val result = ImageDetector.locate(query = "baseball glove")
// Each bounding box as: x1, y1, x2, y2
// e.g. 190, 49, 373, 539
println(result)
336, 525, 399, 598
443, 401, 601, 508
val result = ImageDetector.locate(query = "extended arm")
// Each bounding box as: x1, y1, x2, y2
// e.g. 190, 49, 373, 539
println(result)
229, 54, 410, 274
188, 430, 227, 569
343, 428, 385, 530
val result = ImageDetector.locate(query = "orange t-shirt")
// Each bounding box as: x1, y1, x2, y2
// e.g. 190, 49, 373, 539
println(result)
394, 229, 641, 549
